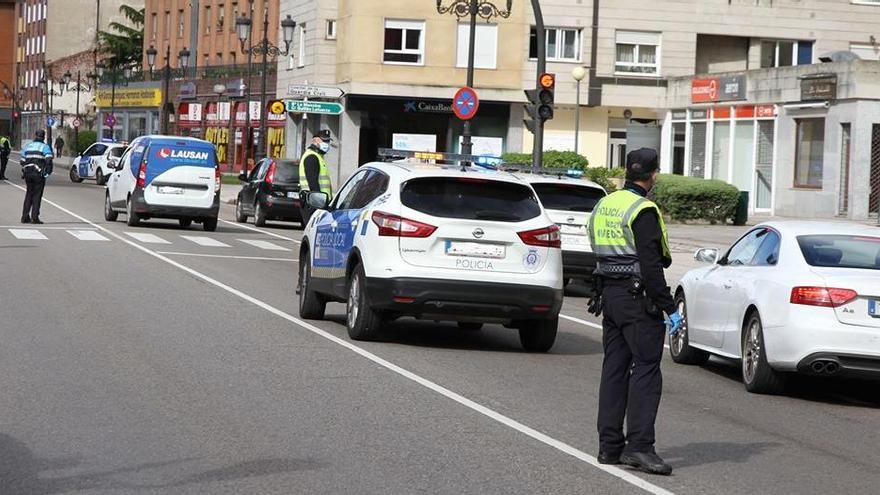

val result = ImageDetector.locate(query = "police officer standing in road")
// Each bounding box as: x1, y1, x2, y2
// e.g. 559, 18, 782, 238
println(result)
587, 148, 682, 476
0, 133, 11, 180
20, 129, 54, 224
298, 129, 334, 224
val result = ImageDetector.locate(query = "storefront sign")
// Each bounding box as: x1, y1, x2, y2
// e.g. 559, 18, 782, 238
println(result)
403, 100, 453, 114
177, 102, 203, 128
691, 109, 708, 120
226, 79, 246, 98
801, 74, 837, 101
179, 82, 197, 100
233, 101, 287, 127
756, 105, 776, 118
712, 107, 731, 119
691, 75, 746, 103
671, 110, 687, 120
96, 88, 162, 108
735, 106, 755, 118
205, 101, 231, 125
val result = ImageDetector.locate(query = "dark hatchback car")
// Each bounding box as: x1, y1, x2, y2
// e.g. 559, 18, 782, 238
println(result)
235, 158, 303, 226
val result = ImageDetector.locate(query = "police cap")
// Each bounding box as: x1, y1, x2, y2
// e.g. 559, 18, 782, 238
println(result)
314, 129, 332, 142
625, 148, 659, 180
35, 129, 46, 141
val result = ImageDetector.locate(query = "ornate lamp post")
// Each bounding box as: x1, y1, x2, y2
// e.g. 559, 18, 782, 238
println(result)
147, 45, 192, 135
236, 12, 296, 161
39, 74, 65, 144
436, 1, 511, 164
571, 66, 587, 156
62, 69, 95, 155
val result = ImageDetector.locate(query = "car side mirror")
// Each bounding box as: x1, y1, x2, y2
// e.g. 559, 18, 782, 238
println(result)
694, 247, 720, 264
113, 160, 124, 171
238, 172, 248, 182
306, 191, 330, 210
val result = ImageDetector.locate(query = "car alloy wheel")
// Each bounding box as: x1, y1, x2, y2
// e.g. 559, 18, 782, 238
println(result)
670, 298, 687, 356
347, 274, 360, 329
743, 319, 761, 385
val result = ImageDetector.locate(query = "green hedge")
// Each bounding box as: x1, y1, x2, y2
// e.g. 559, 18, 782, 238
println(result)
501, 151, 624, 191
652, 174, 740, 223
74, 130, 98, 156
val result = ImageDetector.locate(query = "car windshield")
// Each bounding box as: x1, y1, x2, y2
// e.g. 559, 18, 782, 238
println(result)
401, 177, 541, 222
109, 147, 125, 158
273, 160, 299, 184
797, 235, 880, 270
532, 183, 606, 212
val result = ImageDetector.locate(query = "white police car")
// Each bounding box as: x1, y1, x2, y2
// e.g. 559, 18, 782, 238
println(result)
70, 141, 127, 185
513, 170, 606, 284
297, 150, 564, 352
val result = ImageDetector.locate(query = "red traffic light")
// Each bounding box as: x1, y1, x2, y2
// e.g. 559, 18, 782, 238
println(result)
539, 73, 556, 89
12, 111, 19, 119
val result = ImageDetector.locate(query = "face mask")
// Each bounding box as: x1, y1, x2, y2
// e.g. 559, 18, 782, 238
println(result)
318, 142, 331, 154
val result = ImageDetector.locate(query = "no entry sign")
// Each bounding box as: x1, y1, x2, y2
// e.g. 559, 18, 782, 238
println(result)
453, 87, 479, 121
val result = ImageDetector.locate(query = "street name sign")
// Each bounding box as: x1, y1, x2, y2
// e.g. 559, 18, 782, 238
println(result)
286, 84, 345, 99
285, 100, 345, 115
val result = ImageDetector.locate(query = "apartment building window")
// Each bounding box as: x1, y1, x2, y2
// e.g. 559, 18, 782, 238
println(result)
529, 27, 580, 62
794, 118, 825, 189
298, 24, 306, 67
218, 4, 225, 31
326, 19, 337, 40
232, 2, 239, 31
456, 23, 497, 69
615, 31, 660, 75
178, 10, 185, 38
204, 6, 212, 34
384, 20, 424, 65
216, 52, 223, 65
165, 11, 171, 40
760, 39, 813, 68
150, 13, 157, 40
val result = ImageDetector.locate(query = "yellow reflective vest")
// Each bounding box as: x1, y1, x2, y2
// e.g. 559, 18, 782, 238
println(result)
299, 149, 333, 199
588, 189, 670, 277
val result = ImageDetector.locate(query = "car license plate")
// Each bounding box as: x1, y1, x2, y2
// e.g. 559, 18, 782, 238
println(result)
157, 186, 184, 195
287, 191, 297, 198
870, 299, 879, 318
445, 241, 505, 259
558, 224, 585, 235
562, 234, 588, 247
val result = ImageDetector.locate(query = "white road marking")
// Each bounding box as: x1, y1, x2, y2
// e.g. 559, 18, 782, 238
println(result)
238, 239, 290, 251
67, 230, 110, 241
10, 180, 676, 495
219, 219, 301, 243
125, 232, 171, 244
9, 229, 48, 240
181, 235, 231, 247
157, 251, 296, 262
0, 225, 97, 230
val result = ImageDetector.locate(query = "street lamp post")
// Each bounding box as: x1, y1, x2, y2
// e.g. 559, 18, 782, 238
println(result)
96, 61, 132, 140
39, 75, 64, 144
236, 12, 296, 162
147, 45, 191, 135
571, 66, 587, 156
436, 0, 511, 165
63, 70, 95, 156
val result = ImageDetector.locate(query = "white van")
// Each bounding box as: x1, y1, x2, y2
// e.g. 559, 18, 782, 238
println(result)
105, 136, 221, 231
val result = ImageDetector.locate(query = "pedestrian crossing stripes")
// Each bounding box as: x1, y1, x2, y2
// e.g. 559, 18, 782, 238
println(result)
68, 230, 110, 241
125, 232, 172, 244
9, 229, 48, 240
181, 236, 231, 247
238, 239, 290, 251
4, 228, 292, 254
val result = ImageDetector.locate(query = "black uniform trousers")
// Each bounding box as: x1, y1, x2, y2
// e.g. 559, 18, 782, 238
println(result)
597, 281, 666, 455
22, 170, 46, 220
0, 153, 8, 178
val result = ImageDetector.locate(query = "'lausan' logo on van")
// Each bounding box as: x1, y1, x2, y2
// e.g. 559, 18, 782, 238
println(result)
156, 148, 209, 161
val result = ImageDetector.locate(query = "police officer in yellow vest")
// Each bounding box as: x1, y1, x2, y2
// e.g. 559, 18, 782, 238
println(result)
299, 129, 334, 224
587, 148, 682, 476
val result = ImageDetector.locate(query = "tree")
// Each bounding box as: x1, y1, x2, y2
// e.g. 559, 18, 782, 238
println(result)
97, 4, 144, 68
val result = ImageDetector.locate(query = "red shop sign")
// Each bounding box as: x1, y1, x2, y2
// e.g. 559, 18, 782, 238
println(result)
712, 107, 731, 119
691, 78, 719, 104
735, 106, 755, 118
756, 105, 776, 117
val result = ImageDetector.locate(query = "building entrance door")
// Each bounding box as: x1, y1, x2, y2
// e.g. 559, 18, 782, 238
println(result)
870, 125, 880, 218
608, 130, 626, 170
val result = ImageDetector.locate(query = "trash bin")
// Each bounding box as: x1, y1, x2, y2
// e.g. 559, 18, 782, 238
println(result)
733, 191, 749, 226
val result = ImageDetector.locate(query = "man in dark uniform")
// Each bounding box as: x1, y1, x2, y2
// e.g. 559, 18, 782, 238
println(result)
587, 148, 682, 475
298, 129, 334, 225
21, 130, 54, 224
0, 134, 11, 180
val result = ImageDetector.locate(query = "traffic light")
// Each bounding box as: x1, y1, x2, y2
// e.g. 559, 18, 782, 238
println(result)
523, 73, 556, 135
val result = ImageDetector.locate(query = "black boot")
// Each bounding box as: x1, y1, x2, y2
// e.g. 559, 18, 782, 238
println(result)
597, 451, 621, 465
21, 216, 30, 224
31, 218, 43, 225
620, 451, 672, 475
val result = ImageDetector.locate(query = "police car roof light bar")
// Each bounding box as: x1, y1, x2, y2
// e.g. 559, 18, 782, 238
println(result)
377, 148, 503, 171
497, 164, 585, 179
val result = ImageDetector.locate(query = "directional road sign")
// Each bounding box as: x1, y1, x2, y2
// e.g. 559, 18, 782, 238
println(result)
286, 84, 345, 99
46, 116, 56, 127
284, 100, 345, 115
453, 86, 479, 121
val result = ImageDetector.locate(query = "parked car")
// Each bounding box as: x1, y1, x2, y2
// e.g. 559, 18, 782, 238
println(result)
298, 158, 564, 351
671, 221, 880, 393
105, 135, 220, 231
235, 157, 303, 227
70, 141, 127, 185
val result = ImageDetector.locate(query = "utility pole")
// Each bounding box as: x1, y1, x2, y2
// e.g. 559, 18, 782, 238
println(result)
530, 0, 547, 171
189, 0, 200, 79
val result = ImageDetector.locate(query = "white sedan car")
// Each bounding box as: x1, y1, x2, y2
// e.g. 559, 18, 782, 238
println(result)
671, 221, 880, 394
70, 141, 127, 185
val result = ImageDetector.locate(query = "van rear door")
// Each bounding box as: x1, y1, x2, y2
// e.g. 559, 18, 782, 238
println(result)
142, 140, 218, 209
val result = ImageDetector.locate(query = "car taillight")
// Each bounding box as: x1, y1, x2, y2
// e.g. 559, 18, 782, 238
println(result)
372, 211, 436, 238
790, 287, 858, 308
518, 225, 561, 248
136, 160, 147, 188
265, 160, 276, 184
215, 166, 221, 192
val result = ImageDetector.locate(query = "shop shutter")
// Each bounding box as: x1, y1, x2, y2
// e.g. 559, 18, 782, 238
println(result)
870, 125, 880, 218
689, 122, 706, 178
755, 120, 774, 209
